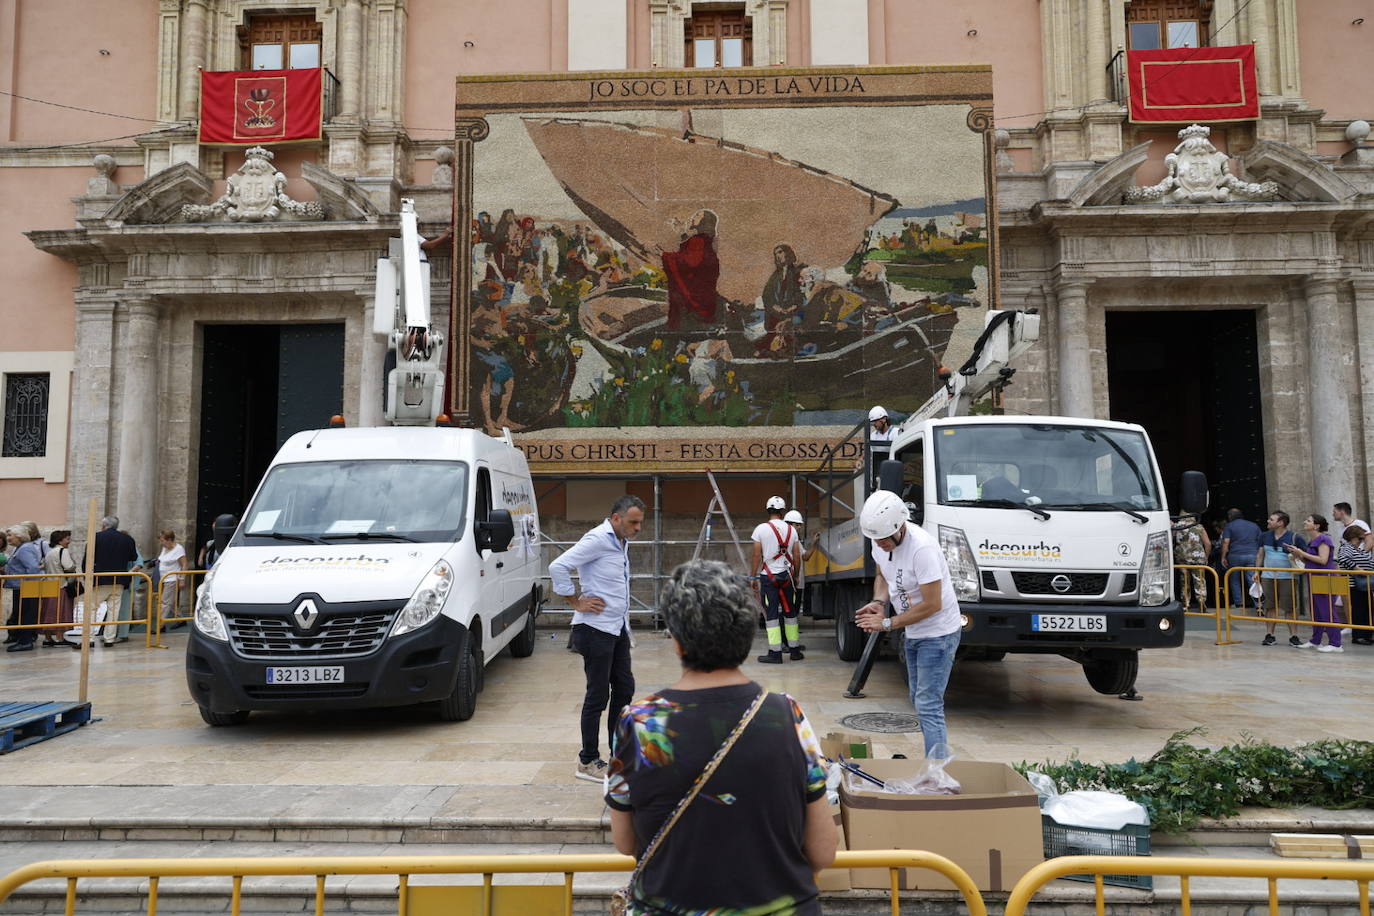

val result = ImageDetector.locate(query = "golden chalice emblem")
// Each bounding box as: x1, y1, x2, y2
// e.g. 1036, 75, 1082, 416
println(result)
244, 88, 277, 128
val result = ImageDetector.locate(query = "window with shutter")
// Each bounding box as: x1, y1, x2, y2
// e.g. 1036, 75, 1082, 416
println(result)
685, 5, 753, 68
1126, 0, 1210, 50
239, 12, 323, 70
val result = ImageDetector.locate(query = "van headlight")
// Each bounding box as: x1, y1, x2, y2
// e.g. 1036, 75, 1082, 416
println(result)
938, 525, 981, 602
1139, 531, 1172, 607
391, 559, 454, 637
193, 569, 228, 641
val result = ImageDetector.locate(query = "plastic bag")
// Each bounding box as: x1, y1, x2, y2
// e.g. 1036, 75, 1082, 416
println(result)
1025, 770, 1059, 807
1249, 578, 1264, 600
1042, 790, 1148, 830
825, 760, 844, 807
844, 749, 961, 795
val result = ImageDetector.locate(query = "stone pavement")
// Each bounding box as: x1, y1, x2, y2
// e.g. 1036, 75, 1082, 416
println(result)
2, 618, 1372, 912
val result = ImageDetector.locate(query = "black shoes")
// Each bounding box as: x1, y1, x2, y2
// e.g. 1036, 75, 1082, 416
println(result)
6, 642, 34, 652
789, 648, 805, 661
1262, 634, 1276, 646
757, 650, 784, 664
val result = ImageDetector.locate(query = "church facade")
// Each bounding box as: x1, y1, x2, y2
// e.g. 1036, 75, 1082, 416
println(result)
0, 0, 1369, 565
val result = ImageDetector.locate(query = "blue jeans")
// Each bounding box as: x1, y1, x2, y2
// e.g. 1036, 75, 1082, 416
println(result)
903, 630, 961, 758
1226, 553, 1257, 606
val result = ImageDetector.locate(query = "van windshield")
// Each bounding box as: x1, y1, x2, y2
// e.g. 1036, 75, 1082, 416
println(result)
931, 424, 1161, 512
238, 460, 469, 544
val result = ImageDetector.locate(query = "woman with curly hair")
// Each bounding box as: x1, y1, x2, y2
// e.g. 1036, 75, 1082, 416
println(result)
606, 560, 836, 914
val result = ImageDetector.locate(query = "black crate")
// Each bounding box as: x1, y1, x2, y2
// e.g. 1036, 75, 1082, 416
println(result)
1041, 814, 1153, 890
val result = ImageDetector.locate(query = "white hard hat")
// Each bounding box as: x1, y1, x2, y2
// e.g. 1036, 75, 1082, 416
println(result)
783, 510, 804, 525
860, 490, 908, 540
868, 405, 888, 421
765, 495, 786, 511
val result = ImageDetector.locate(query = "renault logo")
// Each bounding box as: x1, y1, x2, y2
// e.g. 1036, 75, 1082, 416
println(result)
293, 598, 320, 631
1051, 575, 1072, 593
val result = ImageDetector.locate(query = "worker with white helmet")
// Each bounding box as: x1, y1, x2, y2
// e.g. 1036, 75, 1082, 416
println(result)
782, 509, 821, 642
868, 405, 895, 443
751, 495, 804, 664
854, 490, 961, 758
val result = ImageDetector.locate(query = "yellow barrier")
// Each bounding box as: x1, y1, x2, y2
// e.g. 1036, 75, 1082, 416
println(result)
1004, 854, 1374, 916
151, 568, 208, 648
0, 850, 987, 916
1224, 566, 1373, 645
1, 570, 155, 648
1173, 564, 1232, 644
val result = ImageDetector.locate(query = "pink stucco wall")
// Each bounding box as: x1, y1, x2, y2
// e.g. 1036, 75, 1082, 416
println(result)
870, 0, 1041, 128
1297, 2, 1368, 121
0, 167, 82, 347
406, 0, 559, 141
0, 477, 69, 528
6, 0, 159, 143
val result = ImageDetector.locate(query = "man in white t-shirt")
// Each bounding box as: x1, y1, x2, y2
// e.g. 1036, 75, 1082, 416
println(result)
1332, 502, 1369, 545
751, 495, 803, 664
854, 490, 961, 758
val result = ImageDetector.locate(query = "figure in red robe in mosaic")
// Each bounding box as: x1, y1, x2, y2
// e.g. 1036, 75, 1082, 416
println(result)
662, 209, 721, 329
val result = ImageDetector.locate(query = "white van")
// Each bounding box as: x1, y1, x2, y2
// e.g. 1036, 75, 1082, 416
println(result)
186, 426, 542, 725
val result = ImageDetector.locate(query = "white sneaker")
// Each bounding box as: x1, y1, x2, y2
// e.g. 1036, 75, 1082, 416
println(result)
574, 759, 608, 782
1317, 645, 1344, 653
1294, 641, 1318, 649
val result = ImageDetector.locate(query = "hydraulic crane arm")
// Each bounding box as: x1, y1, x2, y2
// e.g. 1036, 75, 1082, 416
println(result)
373, 198, 446, 425
902, 309, 1041, 427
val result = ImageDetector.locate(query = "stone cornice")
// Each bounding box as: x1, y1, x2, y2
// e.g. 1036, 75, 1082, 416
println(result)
28, 219, 398, 265
1021, 199, 1374, 235
0, 146, 144, 169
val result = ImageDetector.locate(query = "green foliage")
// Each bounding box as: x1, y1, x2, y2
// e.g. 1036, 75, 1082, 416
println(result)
1017, 729, 1374, 833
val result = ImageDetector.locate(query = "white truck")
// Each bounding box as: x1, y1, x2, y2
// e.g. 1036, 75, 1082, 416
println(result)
812, 310, 1208, 696
186, 201, 543, 725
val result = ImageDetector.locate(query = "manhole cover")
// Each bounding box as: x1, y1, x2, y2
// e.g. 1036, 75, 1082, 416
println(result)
837, 712, 922, 734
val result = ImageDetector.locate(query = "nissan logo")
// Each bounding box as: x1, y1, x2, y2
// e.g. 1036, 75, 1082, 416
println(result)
293, 598, 320, 631
1050, 575, 1072, 593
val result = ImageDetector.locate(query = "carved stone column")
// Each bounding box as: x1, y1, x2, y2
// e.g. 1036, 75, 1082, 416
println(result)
1246, 0, 1274, 97
337, 0, 365, 121
1353, 278, 1374, 509
1055, 280, 1094, 418
69, 299, 118, 534
449, 117, 489, 423
1041, 0, 1075, 112
1304, 277, 1356, 516
176, 0, 209, 122
115, 298, 163, 551
1084, 0, 1108, 105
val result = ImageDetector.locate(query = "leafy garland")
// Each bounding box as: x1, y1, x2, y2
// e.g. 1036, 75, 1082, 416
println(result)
1016, 728, 1374, 833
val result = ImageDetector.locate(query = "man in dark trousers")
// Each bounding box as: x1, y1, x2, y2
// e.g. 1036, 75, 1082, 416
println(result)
89, 515, 138, 647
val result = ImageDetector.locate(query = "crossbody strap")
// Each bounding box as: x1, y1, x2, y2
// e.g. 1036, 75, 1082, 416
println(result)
631, 688, 769, 889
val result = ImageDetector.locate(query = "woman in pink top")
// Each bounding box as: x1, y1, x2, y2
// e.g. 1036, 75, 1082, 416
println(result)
1289, 514, 1341, 652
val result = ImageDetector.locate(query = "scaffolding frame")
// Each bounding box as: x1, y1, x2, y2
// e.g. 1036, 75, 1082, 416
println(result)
532, 420, 870, 628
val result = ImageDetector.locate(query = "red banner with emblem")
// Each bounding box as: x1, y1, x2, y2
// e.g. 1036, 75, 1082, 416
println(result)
198, 68, 323, 144
1127, 44, 1258, 123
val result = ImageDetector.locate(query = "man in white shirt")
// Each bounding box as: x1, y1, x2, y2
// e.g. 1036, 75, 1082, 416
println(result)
1332, 502, 1369, 545
868, 405, 895, 443
751, 496, 803, 664
854, 490, 961, 758
549, 495, 645, 783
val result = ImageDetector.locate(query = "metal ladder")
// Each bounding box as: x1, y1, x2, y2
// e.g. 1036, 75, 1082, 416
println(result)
690, 468, 750, 570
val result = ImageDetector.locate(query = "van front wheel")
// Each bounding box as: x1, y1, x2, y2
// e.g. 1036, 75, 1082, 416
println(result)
509, 600, 538, 659
439, 635, 479, 721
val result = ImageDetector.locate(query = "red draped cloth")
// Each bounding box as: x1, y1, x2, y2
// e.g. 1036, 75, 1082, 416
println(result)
662, 234, 720, 329
1127, 45, 1258, 123
199, 68, 324, 144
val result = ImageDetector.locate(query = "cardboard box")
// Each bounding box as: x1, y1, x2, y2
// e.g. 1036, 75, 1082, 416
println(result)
820, 730, 873, 760
814, 801, 851, 892
840, 759, 1044, 892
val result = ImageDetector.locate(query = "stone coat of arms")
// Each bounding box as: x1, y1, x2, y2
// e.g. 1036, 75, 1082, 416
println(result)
1127, 124, 1278, 204
181, 146, 324, 222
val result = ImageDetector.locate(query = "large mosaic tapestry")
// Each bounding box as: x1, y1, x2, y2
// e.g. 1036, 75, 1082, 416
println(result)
453, 67, 995, 472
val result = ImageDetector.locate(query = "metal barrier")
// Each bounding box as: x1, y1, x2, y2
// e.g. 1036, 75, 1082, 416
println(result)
1004, 854, 1374, 916
1173, 563, 1233, 644
1224, 566, 1373, 645
0, 850, 987, 916
151, 568, 208, 647
1, 570, 155, 648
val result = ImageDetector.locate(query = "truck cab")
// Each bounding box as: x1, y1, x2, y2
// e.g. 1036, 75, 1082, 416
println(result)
186, 426, 542, 725
887, 415, 1186, 693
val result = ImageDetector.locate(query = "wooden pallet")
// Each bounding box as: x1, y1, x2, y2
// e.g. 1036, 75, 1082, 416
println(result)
0, 701, 94, 754
1270, 833, 1374, 858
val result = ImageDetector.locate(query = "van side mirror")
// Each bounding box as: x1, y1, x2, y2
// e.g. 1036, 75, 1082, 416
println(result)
1180, 471, 1209, 515
476, 509, 515, 552
878, 459, 905, 495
